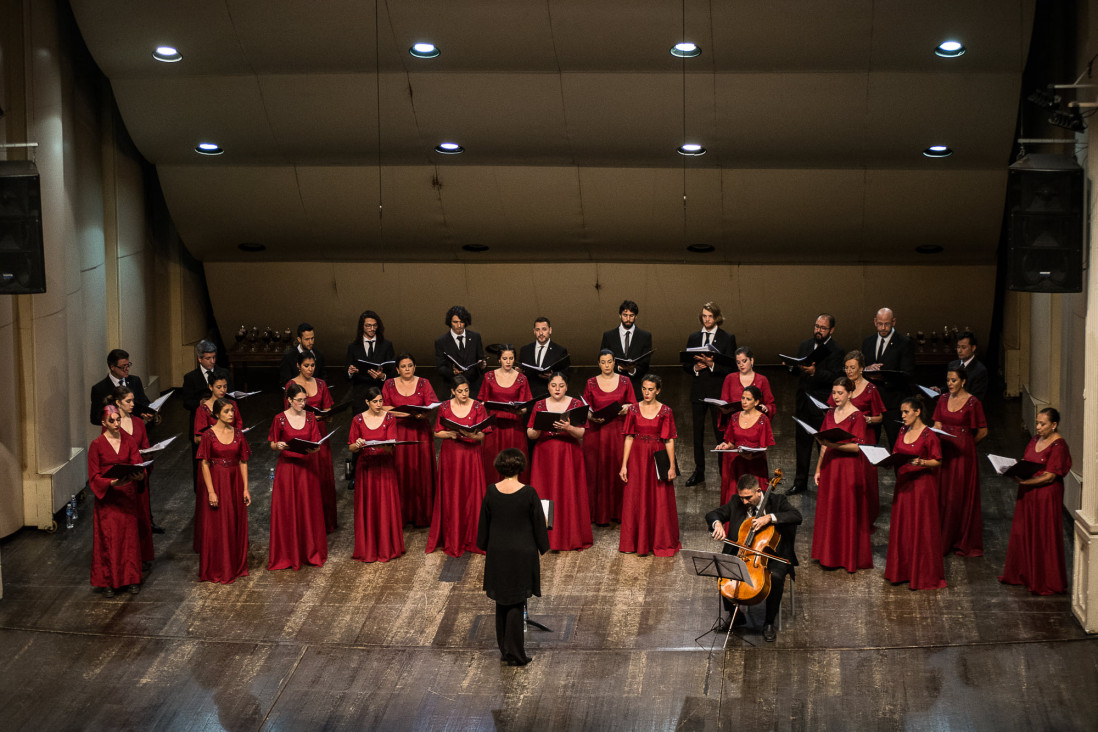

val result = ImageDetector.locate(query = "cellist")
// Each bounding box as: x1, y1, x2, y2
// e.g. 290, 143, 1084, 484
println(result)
705, 474, 802, 642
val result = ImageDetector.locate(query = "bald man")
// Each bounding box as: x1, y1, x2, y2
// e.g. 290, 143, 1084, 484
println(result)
861, 307, 915, 446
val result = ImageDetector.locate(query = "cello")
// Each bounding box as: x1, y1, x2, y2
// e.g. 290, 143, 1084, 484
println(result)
718, 468, 789, 605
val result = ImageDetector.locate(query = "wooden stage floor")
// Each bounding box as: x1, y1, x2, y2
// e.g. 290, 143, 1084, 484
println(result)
1, 366, 1095, 730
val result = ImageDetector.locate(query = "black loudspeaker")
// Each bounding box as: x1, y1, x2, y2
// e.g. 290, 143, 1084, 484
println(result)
1006, 155, 1083, 294
0, 161, 46, 295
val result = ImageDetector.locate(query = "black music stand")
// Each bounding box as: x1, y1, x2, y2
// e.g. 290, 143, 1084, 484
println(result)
682, 549, 752, 649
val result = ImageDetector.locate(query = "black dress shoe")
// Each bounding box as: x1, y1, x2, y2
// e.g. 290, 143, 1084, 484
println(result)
684, 471, 705, 487
151, 523, 166, 534
786, 483, 807, 495
128, 584, 141, 595
102, 587, 116, 598
763, 623, 777, 642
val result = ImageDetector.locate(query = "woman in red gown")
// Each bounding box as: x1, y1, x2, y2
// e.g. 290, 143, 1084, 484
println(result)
715, 385, 775, 505
267, 383, 327, 570
197, 398, 252, 583
719, 347, 777, 430
108, 386, 153, 564
582, 350, 636, 525
480, 345, 533, 483
192, 369, 241, 552
427, 375, 492, 557
383, 353, 439, 527
527, 372, 591, 551
619, 374, 680, 556
1000, 407, 1072, 595
933, 365, 988, 557
838, 351, 886, 531
348, 387, 405, 562
811, 377, 872, 572
285, 351, 337, 533
89, 405, 146, 597
885, 396, 946, 590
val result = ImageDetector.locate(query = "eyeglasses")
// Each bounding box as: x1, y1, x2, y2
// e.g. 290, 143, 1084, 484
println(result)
115, 362, 132, 370
291, 397, 307, 404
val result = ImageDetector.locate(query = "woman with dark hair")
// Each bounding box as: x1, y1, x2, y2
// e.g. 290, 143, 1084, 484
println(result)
383, 352, 439, 527
197, 398, 251, 583
480, 344, 533, 483
348, 386, 405, 562
1000, 407, 1072, 594
108, 386, 154, 564
89, 405, 146, 597
885, 395, 946, 590
582, 349, 636, 525
268, 382, 327, 570
933, 365, 988, 557
811, 377, 872, 572
476, 448, 550, 667
346, 309, 396, 412
286, 351, 337, 533
837, 350, 886, 531
619, 374, 680, 556
715, 384, 775, 504
527, 372, 591, 551
192, 369, 241, 552
427, 375, 492, 557
718, 346, 777, 438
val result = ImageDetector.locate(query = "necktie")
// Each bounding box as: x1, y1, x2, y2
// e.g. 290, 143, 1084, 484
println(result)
119, 378, 126, 387
367, 340, 374, 358
749, 506, 757, 518
876, 338, 883, 362
703, 332, 711, 347
624, 329, 631, 355
458, 335, 465, 354
537, 345, 545, 367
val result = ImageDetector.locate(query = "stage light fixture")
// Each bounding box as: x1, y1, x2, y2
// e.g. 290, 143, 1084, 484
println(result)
1026, 87, 1060, 110
1048, 106, 1086, 132
671, 42, 701, 58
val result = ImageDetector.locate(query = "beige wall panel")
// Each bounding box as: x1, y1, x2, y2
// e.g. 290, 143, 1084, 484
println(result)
115, 150, 147, 258
1029, 293, 1052, 403
31, 306, 75, 469
118, 249, 150, 381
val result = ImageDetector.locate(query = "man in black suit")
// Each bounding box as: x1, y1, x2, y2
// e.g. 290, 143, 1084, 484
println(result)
89, 348, 151, 425
682, 302, 737, 486
435, 305, 487, 398
181, 339, 222, 494
705, 474, 801, 642
599, 299, 653, 399
279, 322, 327, 385
789, 313, 844, 494
345, 310, 396, 413
862, 307, 916, 447
518, 317, 570, 399
949, 331, 989, 402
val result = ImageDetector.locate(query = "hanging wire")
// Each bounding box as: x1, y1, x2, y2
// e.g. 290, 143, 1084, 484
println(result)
375, 0, 384, 246
681, 0, 688, 248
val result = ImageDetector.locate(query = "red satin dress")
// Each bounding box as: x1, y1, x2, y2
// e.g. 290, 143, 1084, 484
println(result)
110, 416, 153, 562
267, 412, 327, 570
193, 399, 242, 552
619, 403, 680, 557
582, 375, 637, 525
933, 394, 987, 556
88, 433, 144, 589
426, 400, 491, 557
285, 379, 337, 533
196, 428, 251, 583
348, 412, 405, 562
382, 377, 438, 527
885, 426, 946, 589
811, 409, 872, 572
831, 381, 886, 531
1000, 436, 1072, 595
528, 398, 592, 551
480, 370, 533, 483
719, 371, 777, 431
718, 411, 775, 505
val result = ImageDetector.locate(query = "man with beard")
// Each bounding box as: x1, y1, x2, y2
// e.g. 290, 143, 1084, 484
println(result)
788, 313, 843, 494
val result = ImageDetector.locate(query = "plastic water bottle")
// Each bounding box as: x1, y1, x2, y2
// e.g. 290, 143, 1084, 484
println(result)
269, 467, 276, 489
65, 501, 74, 530
523, 605, 528, 634
70, 495, 78, 521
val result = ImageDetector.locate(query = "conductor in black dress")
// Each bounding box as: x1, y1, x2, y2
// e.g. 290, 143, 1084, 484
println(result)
683, 302, 736, 486
477, 448, 550, 666
518, 316, 570, 399
279, 322, 326, 385
950, 331, 989, 403
89, 349, 151, 425
790, 314, 843, 494
861, 307, 915, 447
435, 305, 487, 398
345, 310, 396, 414
599, 300, 653, 399
705, 474, 801, 642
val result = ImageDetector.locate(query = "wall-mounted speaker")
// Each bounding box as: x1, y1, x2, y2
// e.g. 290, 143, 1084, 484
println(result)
1006, 154, 1083, 294
0, 161, 46, 295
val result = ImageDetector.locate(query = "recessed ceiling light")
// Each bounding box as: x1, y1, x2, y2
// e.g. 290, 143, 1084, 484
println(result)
409, 42, 440, 59
435, 142, 465, 154
152, 46, 182, 63
462, 244, 489, 252
195, 142, 224, 155
670, 42, 701, 58
935, 40, 965, 58
678, 143, 706, 156
916, 244, 944, 254
238, 242, 266, 253
922, 145, 952, 158
687, 243, 715, 253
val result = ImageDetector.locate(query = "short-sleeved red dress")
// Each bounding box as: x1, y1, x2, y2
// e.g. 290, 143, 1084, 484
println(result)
582, 375, 637, 525
382, 377, 438, 527
719, 371, 777, 431
267, 412, 327, 570
811, 409, 872, 572
832, 380, 886, 530
528, 398, 592, 551
88, 433, 144, 590
718, 411, 775, 505
480, 370, 533, 484
619, 403, 680, 557
933, 394, 987, 556
285, 379, 337, 533
426, 400, 491, 557
192, 399, 242, 552
348, 411, 405, 562
196, 428, 251, 583
885, 426, 946, 590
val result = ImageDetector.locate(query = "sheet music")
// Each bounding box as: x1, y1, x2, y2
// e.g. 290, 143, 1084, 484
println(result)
792, 416, 818, 435
139, 435, 178, 454
147, 390, 174, 412
858, 444, 892, 465
987, 454, 1017, 475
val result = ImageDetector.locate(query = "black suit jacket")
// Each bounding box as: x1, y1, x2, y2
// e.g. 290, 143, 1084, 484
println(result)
518, 341, 570, 398
861, 330, 915, 409
181, 367, 213, 414
682, 328, 737, 401
280, 346, 327, 385
435, 329, 486, 395
89, 374, 150, 425
794, 337, 844, 415
949, 357, 989, 403
345, 338, 397, 402
600, 326, 653, 386
704, 491, 801, 569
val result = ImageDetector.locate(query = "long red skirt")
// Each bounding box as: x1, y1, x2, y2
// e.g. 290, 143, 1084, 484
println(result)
885, 471, 947, 589
353, 452, 405, 563
999, 481, 1067, 595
